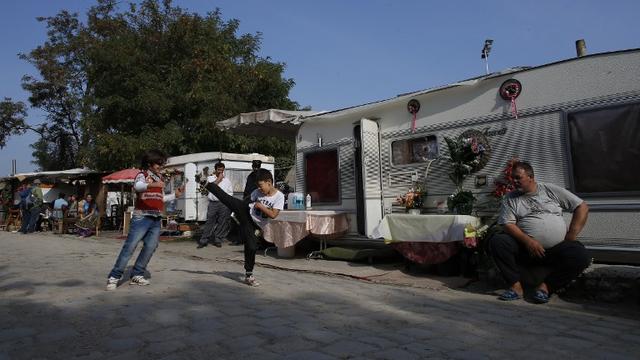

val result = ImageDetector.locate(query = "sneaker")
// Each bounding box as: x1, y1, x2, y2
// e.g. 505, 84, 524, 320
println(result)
130, 275, 150, 286
106, 277, 120, 291
244, 275, 260, 287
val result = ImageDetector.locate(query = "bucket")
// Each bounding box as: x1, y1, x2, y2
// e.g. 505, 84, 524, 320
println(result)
277, 245, 295, 258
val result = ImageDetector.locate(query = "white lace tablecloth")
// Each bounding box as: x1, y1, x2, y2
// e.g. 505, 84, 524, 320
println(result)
371, 214, 480, 243
262, 210, 350, 248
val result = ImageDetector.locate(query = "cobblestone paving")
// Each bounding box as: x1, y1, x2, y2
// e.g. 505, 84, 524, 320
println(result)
1, 232, 639, 359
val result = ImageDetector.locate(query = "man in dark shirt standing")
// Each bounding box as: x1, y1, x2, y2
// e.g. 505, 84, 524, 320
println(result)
243, 160, 262, 201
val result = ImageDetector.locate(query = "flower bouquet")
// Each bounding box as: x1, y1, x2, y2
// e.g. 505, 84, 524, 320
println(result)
463, 223, 489, 248
396, 187, 425, 212
492, 157, 519, 199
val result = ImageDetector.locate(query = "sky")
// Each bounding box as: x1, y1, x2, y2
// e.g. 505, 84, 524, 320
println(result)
1, 0, 639, 176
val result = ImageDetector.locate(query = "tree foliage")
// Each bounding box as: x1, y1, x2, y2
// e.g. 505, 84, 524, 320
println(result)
10, 0, 300, 171
19, 9, 89, 170
0, 98, 29, 148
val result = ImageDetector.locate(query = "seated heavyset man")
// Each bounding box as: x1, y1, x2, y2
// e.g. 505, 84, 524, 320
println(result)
488, 161, 591, 303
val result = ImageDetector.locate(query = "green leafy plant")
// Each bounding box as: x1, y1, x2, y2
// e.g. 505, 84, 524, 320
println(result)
444, 135, 487, 214
9, 0, 300, 171
447, 190, 475, 215
444, 136, 484, 189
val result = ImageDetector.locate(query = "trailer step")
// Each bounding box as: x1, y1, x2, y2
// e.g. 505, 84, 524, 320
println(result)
586, 246, 640, 265
315, 233, 388, 249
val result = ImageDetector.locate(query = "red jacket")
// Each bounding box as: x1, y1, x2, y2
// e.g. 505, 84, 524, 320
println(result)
135, 171, 164, 212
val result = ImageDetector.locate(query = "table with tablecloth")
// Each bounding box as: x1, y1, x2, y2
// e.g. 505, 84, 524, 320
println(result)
371, 214, 481, 264
261, 210, 350, 250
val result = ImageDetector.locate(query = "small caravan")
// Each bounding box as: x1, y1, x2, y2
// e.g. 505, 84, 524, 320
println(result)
294, 48, 640, 259
164, 152, 274, 221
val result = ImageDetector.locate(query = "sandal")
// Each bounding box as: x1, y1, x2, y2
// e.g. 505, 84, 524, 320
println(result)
533, 289, 550, 304
498, 289, 522, 301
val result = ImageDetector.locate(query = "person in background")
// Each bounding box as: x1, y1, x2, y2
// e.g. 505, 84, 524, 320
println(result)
24, 179, 44, 233
106, 149, 183, 291
67, 194, 79, 218
18, 181, 32, 233
206, 168, 284, 286
52, 193, 68, 220
0, 183, 12, 224
77, 195, 86, 218
488, 161, 591, 304
76, 194, 98, 236
197, 161, 233, 249
243, 160, 262, 201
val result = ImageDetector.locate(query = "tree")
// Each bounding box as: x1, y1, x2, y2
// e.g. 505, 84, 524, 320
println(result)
19, 10, 90, 170
0, 98, 29, 148
7, 0, 300, 171
82, 0, 299, 170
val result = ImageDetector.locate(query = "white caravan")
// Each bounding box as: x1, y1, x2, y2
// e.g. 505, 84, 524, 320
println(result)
294, 48, 640, 260
164, 152, 274, 222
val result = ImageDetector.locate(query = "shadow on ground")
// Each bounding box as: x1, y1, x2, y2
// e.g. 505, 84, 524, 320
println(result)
1, 251, 640, 360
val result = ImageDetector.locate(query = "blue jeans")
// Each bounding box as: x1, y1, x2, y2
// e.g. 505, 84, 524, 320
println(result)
108, 215, 160, 279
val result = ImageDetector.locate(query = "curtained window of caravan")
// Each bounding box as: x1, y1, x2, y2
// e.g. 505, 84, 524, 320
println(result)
391, 135, 439, 165
567, 102, 640, 195
305, 149, 340, 203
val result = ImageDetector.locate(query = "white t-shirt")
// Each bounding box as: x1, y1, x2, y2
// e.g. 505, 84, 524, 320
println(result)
207, 175, 233, 201
249, 188, 285, 228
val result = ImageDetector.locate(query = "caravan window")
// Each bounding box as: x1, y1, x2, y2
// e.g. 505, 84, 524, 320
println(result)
305, 149, 340, 203
567, 103, 640, 195
391, 135, 438, 165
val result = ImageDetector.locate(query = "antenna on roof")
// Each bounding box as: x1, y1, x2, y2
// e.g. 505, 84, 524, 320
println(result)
481, 39, 494, 75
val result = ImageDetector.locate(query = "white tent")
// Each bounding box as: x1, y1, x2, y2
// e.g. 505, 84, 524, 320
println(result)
216, 109, 320, 138
8, 168, 99, 181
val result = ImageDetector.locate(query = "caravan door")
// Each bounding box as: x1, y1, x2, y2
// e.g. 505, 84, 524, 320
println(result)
358, 118, 384, 237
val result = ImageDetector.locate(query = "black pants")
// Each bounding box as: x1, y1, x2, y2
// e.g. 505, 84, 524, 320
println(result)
206, 182, 259, 274
19, 206, 30, 233
487, 233, 591, 293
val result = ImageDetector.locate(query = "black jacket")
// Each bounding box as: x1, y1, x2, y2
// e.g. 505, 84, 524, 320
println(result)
243, 171, 258, 200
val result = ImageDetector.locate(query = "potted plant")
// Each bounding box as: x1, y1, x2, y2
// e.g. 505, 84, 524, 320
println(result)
444, 133, 488, 215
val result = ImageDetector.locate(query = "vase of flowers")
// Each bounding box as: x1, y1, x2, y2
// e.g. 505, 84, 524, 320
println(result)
396, 187, 425, 213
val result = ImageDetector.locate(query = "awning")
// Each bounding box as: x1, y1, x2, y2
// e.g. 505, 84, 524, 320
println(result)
7, 168, 100, 182
102, 168, 140, 184
216, 109, 320, 138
